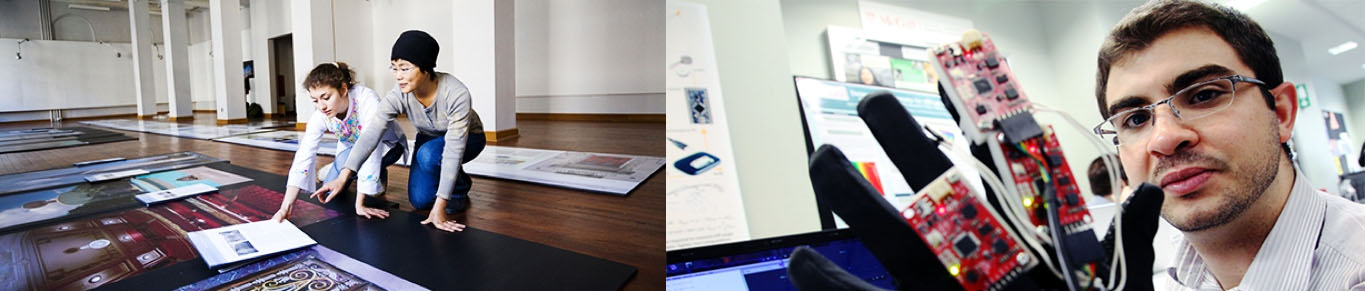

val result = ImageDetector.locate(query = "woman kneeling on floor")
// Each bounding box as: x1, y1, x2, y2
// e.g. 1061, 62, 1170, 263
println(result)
317, 30, 486, 232
273, 62, 407, 223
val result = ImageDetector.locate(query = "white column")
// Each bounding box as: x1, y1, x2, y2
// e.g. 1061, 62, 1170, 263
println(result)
210, 0, 247, 123
291, 0, 334, 126
161, 0, 193, 120
128, 0, 157, 117
249, 0, 274, 117
451, 0, 517, 140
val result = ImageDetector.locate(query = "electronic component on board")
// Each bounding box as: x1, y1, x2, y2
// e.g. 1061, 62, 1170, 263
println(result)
901, 168, 1036, 291
1002, 126, 1095, 235
928, 32, 1035, 143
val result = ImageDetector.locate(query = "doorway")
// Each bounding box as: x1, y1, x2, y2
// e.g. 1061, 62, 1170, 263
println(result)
269, 34, 295, 115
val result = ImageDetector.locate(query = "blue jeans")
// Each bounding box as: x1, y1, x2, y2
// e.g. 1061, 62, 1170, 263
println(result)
324, 142, 406, 194
408, 132, 485, 210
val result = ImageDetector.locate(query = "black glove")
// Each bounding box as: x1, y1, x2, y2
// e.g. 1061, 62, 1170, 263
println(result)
800, 92, 980, 290
787, 246, 891, 291
1099, 182, 1165, 291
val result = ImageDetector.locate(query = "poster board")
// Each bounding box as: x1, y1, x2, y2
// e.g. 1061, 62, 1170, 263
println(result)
665, 0, 752, 251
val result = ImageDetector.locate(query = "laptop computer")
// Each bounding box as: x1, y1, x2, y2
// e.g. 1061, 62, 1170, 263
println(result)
666, 229, 894, 290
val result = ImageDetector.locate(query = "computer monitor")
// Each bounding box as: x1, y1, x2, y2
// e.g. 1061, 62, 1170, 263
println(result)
666, 229, 894, 291
793, 76, 980, 229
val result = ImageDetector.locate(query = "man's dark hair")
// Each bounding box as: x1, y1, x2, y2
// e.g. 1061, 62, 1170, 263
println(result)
1088, 155, 1126, 198
1095, 0, 1291, 157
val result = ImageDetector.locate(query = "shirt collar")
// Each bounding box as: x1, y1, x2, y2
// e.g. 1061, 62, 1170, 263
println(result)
1169, 169, 1325, 290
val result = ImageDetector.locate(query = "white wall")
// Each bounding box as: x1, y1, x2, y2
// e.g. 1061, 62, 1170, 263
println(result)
686, 0, 824, 240
332, 0, 376, 90
185, 7, 255, 112
0, 38, 170, 114
49, 3, 165, 43
514, 0, 664, 114
369, 0, 456, 96
0, 4, 262, 121
0, 0, 44, 40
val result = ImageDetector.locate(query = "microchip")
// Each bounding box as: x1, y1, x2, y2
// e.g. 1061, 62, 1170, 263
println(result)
974, 79, 993, 94
993, 239, 1008, 254
996, 74, 1009, 84
978, 225, 992, 235
1004, 87, 1020, 100
955, 235, 980, 256
998, 112, 1043, 144
985, 54, 1000, 68
962, 204, 978, 219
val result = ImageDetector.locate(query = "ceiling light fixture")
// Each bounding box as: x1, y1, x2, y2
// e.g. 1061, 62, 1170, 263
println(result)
1329, 41, 1358, 55
68, 4, 111, 11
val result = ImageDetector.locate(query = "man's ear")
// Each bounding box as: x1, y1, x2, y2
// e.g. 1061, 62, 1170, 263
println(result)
1268, 82, 1298, 143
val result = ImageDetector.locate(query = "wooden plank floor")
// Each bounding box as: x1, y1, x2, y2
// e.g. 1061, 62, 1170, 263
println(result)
0, 113, 663, 291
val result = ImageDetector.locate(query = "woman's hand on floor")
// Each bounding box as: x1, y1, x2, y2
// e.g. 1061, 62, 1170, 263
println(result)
421, 211, 466, 232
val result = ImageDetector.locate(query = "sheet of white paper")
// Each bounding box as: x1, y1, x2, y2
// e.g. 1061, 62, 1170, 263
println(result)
188, 220, 317, 269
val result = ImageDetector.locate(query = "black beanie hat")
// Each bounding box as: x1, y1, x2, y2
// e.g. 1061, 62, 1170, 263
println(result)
391, 30, 439, 73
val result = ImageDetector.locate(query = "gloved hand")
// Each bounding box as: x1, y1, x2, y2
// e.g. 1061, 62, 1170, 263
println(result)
800, 91, 975, 290
801, 92, 1165, 290
807, 144, 964, 291
787, 246, 891, 291
1099, 182, 1165, 291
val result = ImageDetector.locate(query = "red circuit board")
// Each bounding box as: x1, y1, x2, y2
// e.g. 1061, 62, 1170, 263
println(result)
1002, 126, 1094, 235
929, 31, 1034, 137
901, 168, 1034, 291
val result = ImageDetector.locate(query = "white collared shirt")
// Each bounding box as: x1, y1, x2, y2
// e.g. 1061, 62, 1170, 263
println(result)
1165, 170, 1365, 290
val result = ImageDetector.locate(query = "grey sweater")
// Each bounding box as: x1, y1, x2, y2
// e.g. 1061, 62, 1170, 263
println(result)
345, 72, 484, 199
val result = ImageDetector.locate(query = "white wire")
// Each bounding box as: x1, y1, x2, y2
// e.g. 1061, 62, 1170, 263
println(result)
1032, 104, 1127, 291
994, 133, 1058, 246
932, 139, 1063, 279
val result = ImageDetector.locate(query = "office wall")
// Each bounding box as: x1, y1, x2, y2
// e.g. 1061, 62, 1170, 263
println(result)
685, 0, 824, 240
515, 0, 664, 114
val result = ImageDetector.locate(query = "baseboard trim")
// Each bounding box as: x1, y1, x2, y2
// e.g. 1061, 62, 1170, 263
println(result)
168, 116, 194, 122
516, 113, 663, 123
216, 118, 248, 125
485, 128, 519, 142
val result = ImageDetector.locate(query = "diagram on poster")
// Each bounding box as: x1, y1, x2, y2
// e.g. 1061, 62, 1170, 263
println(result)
666, 0, 752, 251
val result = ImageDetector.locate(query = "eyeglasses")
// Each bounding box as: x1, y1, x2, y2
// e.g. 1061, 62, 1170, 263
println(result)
389, 65, 414, 74
1093, 75, 1266, 145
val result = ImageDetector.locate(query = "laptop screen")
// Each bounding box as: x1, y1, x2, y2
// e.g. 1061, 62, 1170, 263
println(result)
666, 229, 894, 290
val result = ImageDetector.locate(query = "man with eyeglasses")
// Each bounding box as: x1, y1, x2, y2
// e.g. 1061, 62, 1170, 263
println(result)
1093, 0, 1365, 289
